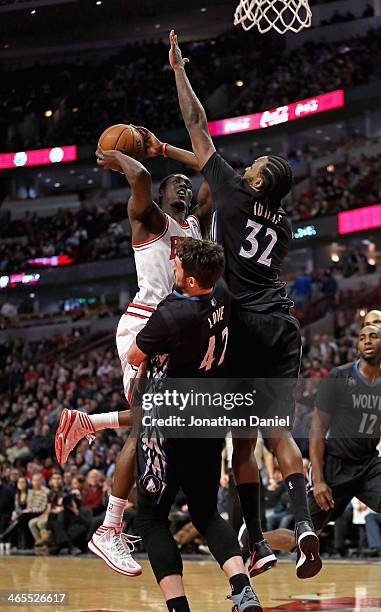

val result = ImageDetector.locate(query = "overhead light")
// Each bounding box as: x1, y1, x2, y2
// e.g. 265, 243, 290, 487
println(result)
200, 7, 207, 12
4, 44, 9, 49
54, 182, 61, 188
154, 23, 161, 29
96, 0, 102, 4
359, 309, 366, 317
368, 257, 376, 266
29, 293, 35, 298
331, 253, 339, 263
326, 164, 335, 173
72, 107, 79, 113
31, 9, 36, 14
235, 80, 244, 87
44, 110, 53, 118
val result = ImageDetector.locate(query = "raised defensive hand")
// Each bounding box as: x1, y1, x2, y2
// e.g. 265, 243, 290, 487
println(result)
169, 29, 189, 71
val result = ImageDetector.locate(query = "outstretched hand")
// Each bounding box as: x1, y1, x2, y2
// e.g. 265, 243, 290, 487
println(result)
169, 29, 189, 71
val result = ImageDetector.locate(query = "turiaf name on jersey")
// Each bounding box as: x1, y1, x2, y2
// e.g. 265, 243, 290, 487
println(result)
252, 202, 281, 225
352, 393, 381, 411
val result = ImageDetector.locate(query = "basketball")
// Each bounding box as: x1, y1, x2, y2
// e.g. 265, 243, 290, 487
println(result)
98, 124, 145, 160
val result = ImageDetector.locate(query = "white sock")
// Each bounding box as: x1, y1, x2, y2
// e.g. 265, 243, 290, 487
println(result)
103, 495, 126, 529
88, 411, 120, 431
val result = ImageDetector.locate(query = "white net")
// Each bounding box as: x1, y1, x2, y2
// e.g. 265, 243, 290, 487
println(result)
234, 0, 312, 34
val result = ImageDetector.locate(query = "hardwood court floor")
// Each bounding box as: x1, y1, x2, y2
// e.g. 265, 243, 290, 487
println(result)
1, 556, 381, 611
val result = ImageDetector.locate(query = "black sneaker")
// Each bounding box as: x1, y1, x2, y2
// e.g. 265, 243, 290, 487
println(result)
248, 539, 277, 577
228, 586, 263, 612
295, 520, 322, 579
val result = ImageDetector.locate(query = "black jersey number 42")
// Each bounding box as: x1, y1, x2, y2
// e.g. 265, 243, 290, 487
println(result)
239, 220, 277, 267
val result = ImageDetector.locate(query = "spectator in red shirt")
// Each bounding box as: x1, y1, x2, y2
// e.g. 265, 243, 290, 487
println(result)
82, 469, 107, 522
306, 358, 329, 379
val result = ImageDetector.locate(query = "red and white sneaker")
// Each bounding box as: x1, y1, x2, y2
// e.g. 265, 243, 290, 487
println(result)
88, 526, 142, 577
55, 408, 95, 464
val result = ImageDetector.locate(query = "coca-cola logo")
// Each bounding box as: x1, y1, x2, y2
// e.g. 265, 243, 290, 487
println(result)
260, 105, 289, 128
295, 99, 318, 116
224, 116, 251, 133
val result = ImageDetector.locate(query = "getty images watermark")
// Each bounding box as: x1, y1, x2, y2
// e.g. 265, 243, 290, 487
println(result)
140, 388, 291, 431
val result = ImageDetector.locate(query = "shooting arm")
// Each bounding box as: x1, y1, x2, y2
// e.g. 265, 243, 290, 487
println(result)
96, 148, 156, 222
118, 156, 154, 222
309, 408, 331, 485
166, 144, 201, 171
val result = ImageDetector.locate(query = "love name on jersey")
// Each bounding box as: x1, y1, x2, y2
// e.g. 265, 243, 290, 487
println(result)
352, 393, 381, 411
170, 236, 186, 260
252, 201, 281, 225
208, 306, 225, 329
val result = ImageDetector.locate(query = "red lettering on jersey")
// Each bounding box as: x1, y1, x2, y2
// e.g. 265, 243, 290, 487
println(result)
170, 236, 186, 260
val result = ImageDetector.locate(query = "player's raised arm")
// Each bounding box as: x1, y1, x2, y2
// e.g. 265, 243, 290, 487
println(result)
309, 408, 334, 512
133, 125, 202, 171
96, 146, 157, 222
169, 30, 215, 169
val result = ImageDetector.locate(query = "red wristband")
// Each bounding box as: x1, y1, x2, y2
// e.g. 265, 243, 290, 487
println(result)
162, 142, 168, 158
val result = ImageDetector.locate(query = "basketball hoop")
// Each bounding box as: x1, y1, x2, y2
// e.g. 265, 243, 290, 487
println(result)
234, 0, 312, 34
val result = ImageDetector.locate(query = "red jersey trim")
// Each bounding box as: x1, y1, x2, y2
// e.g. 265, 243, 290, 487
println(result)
128, 302, 155, 312
187, 214, 200, 229
132, 215, 169, 248
125, 312, 150, 320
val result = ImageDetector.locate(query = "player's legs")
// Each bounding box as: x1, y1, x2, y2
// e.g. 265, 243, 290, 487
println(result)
55, 312, 145, 465
355, 456, 381, 513
135, 436, 191, 612
87, 314, 149, 575
264, 471, 356, 553
179, 439, 262, 612
227, 314, 276, 577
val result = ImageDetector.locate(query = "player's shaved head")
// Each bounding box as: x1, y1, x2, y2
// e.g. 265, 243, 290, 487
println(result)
358, 324, 381, 364
364, 310, 381, 329
243, 155, 293, 209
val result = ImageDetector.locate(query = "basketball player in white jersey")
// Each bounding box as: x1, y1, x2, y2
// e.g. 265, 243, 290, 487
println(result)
55, 132, 210, 575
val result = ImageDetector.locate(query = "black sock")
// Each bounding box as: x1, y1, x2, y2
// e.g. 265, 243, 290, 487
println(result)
166, 596, 191, 612
236, 483, 263, 549
284, 472, 311, 524
229, 573, 250, 596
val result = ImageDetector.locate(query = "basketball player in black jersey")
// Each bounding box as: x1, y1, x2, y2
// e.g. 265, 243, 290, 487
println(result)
169, 30, 321, 579
128, 238, 262, 612
309, 324, 381, 531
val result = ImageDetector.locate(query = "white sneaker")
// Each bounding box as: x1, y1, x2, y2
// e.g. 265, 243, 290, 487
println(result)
88, 526, 142, 577
55, 408, 95, 464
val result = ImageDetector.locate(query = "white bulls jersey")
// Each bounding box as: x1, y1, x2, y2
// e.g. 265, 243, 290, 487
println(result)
116, 213, 201, 385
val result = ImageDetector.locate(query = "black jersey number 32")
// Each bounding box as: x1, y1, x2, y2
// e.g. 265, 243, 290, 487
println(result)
239, 220, 277, 267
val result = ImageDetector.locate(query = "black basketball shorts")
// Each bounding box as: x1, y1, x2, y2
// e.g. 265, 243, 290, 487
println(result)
226, 308, 301, 426
308, 453, 381, 531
